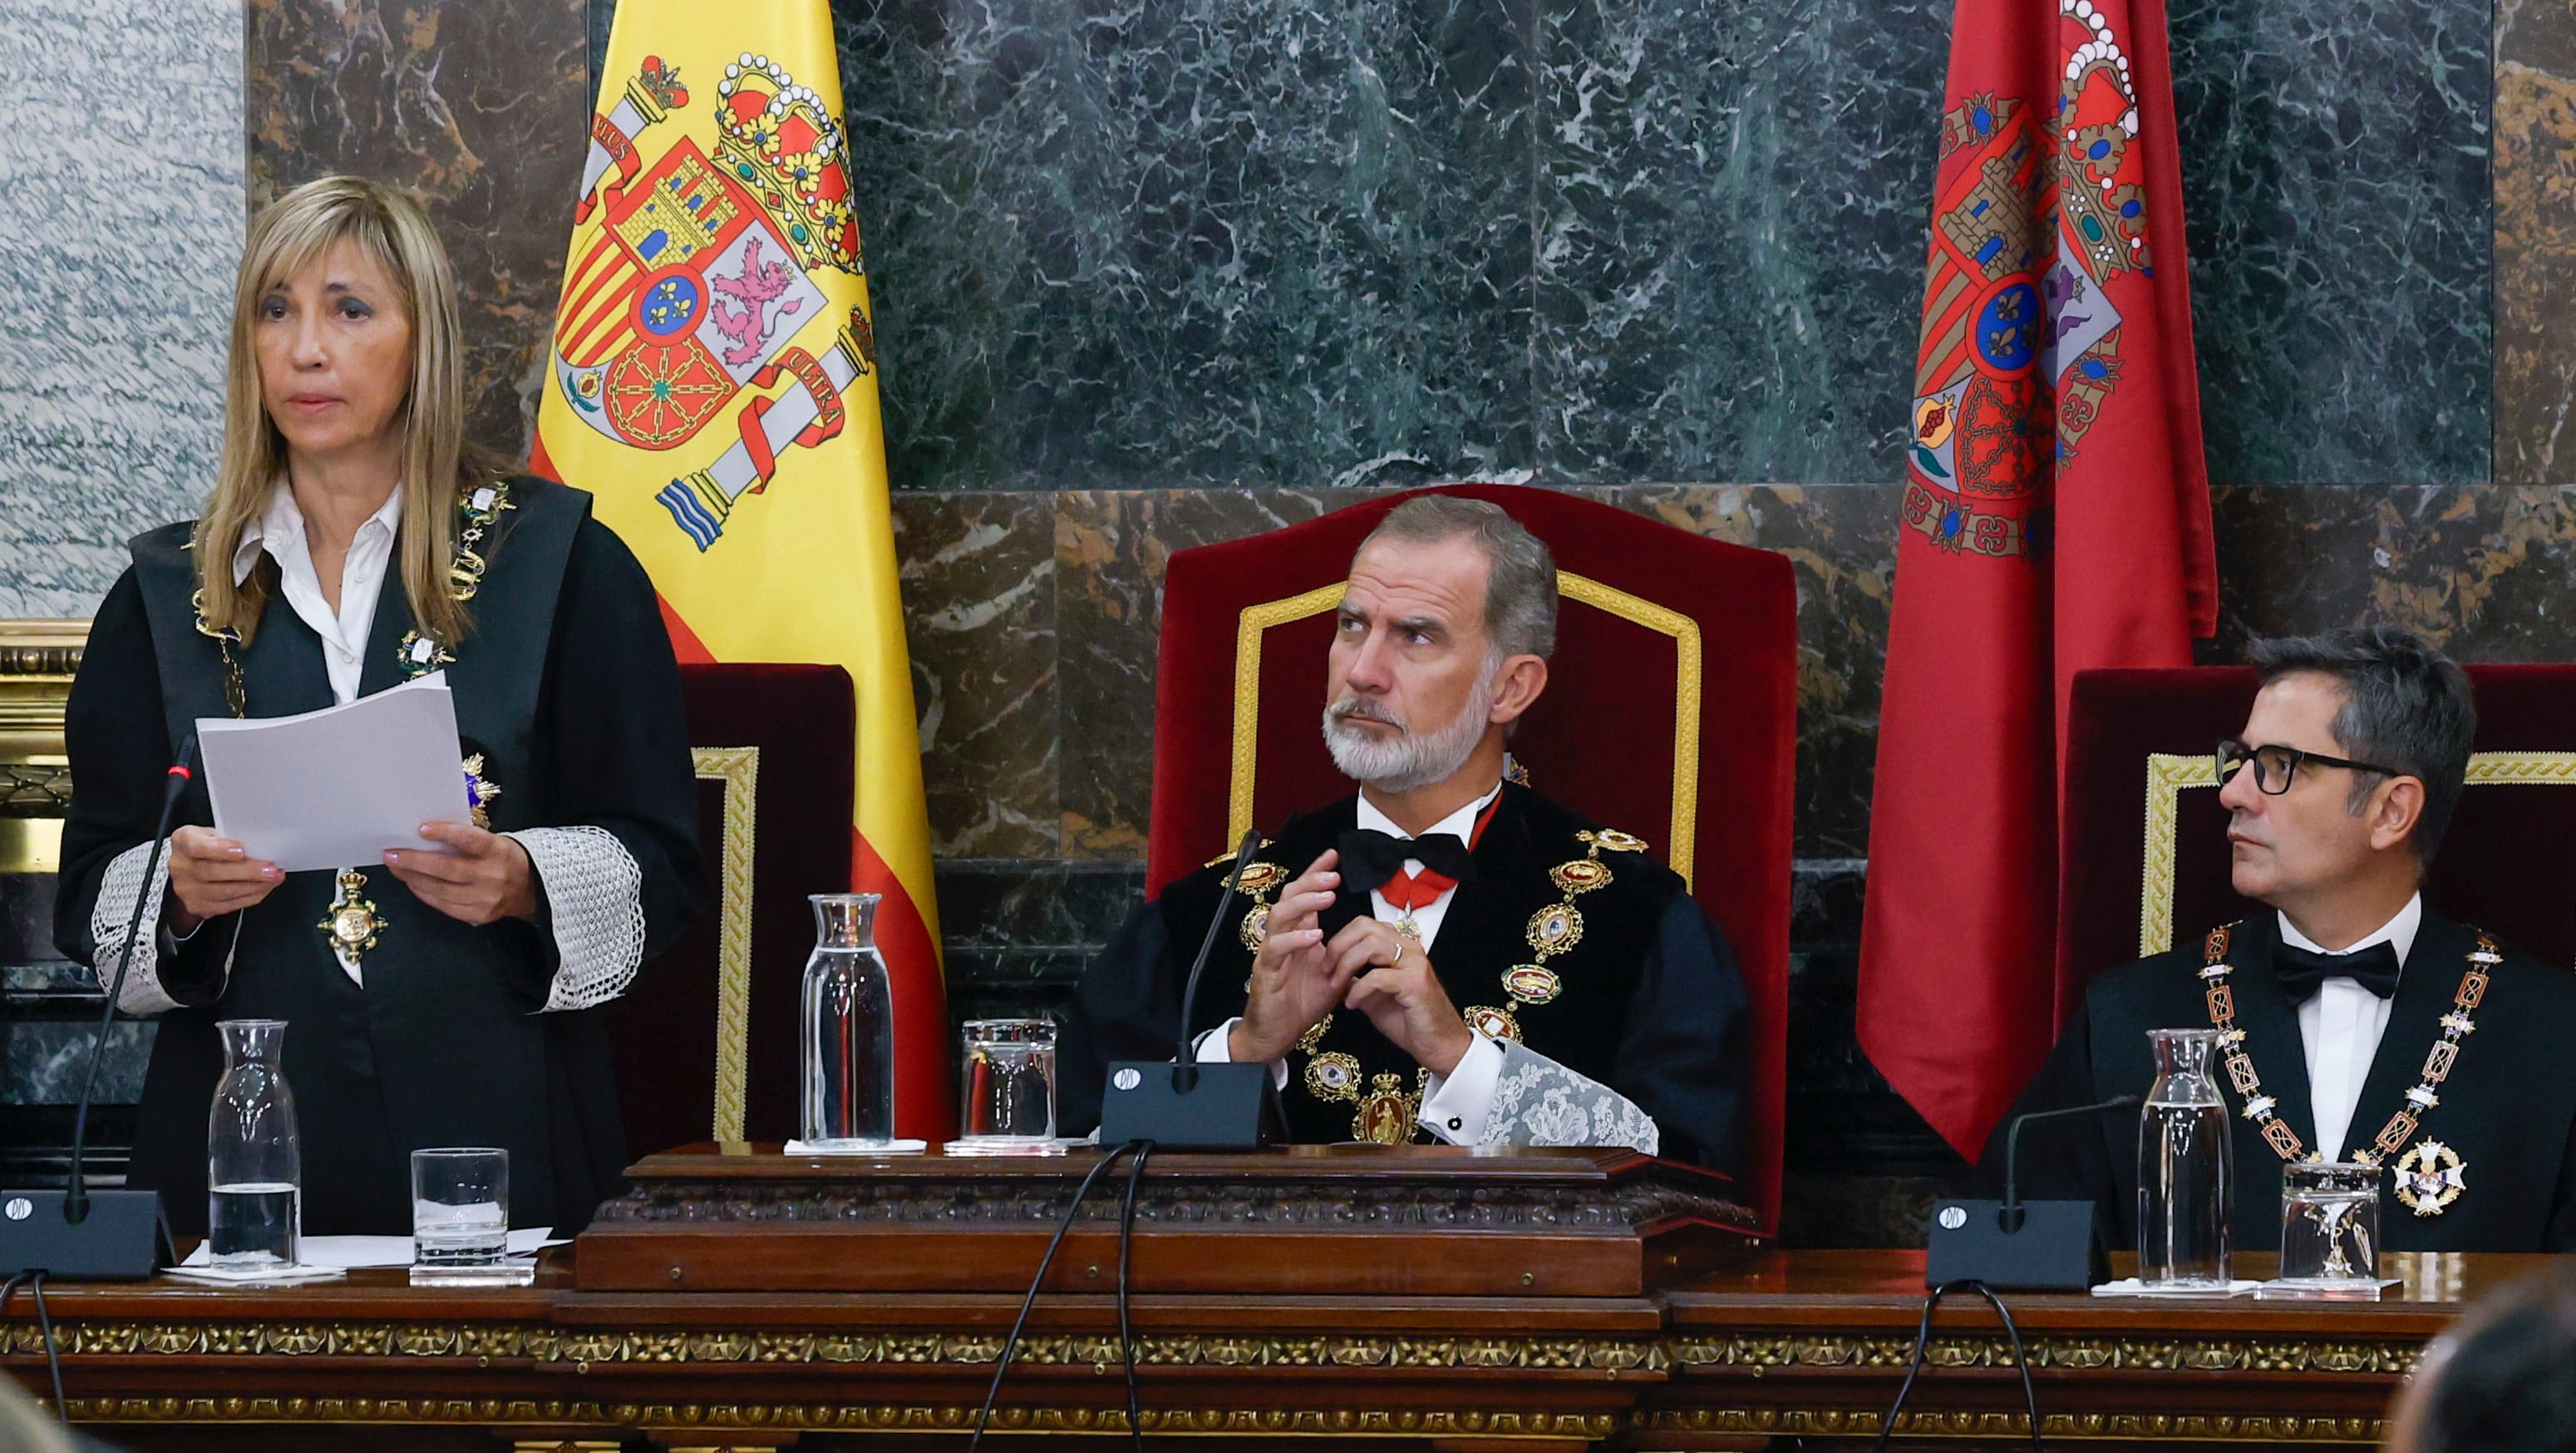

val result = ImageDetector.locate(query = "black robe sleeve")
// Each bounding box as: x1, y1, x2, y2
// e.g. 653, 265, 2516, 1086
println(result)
1606, 894, 1748, 1172
510, 517, 710, 1002
2550, 1114, 2576, 1252
1975, 1002, 2125, 1245
1057, 900, 1183, 1136
53, 569, 232, 1001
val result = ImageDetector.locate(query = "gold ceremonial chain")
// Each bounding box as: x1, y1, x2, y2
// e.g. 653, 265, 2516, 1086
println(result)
1232, 823, 1654, 1144
190, 479, 514, 971
2198, 921, 2495, 1216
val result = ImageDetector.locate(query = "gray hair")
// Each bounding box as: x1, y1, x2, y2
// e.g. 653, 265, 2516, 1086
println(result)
2246, 623, 2476, 860
1355, 495, 1557, 662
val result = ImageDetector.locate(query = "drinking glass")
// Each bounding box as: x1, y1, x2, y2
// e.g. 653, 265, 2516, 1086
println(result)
411, 1148, 508, 1277
2138, 1027, 2233, 1288
2278, 1161, 2381, 1288
948, 1018, 1059, 1154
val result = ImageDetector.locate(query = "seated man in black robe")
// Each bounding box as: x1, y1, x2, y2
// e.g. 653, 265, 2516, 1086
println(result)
1059, 495, 1747, 1169
1991, 624, 2576, 1251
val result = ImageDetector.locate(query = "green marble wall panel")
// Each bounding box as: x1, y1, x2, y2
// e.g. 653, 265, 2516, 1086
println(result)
833, 0, 1539, 492
2168, 0, 2492, 485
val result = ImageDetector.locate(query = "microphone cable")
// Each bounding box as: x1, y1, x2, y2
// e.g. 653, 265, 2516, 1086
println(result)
1115, 1140, 1154, 1449
1874, 1278, 2042, 1453
968, 1144, 1135, 1451
1, 1271, 67, 1425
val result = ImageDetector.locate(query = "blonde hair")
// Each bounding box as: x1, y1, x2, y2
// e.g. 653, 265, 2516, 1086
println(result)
195, 175, 497, 646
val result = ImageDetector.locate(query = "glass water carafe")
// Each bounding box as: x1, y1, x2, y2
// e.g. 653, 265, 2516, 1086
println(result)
207, 1018, 301, 1268
2138, 1027, 2232, 1287
800, 893, 896, 1148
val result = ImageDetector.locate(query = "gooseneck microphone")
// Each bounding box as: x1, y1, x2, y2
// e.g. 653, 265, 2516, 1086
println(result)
64, 738, 199, 1225
1170, 828, 1264, 1092
2001, 1094, 2140, 1230
1096, 827, 1285, 1149
1923, 1091, 2140, 1292
2, 741, 189, 1277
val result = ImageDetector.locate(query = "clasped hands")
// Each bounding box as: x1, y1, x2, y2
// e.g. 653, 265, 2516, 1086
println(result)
165, 821, 538, 934
1225, 847, 1475, 1076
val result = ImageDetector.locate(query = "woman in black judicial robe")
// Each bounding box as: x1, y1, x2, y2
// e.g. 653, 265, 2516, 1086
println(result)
55, 176, 705, 1238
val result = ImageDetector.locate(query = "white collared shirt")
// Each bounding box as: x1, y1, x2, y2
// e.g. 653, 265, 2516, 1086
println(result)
2282, 893, 2422, 1161
232, 480, 406, 706
1199, 781, 1513, 1143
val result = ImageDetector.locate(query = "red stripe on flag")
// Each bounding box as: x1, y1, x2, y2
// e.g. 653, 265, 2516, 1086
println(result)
857, 829, 954, 1142
657, 595, 717, 664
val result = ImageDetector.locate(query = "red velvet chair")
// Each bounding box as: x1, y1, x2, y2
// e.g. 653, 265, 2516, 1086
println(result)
606, 663, 856, 1156
1148, 485, 1797, 1234
2061, 665, 2576, 1023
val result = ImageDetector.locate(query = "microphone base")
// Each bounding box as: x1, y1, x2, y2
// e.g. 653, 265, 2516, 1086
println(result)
1098, 1061, 1285, 1150
0, 1188, 174, 1279
1924, 1198, 2106, 1292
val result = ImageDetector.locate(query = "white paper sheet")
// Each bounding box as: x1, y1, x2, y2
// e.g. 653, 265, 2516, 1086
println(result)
176, 1228, 561, 1270
198, 673, 475, 873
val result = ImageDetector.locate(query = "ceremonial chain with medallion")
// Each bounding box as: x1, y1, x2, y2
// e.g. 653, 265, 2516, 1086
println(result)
1228, 824, 1652, 1144
190, 480, 514, 968
2197, 921, 2495, 1217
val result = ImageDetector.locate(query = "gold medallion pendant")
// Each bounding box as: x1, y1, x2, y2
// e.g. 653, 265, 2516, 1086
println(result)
1461, 1004, 1522, 1043
2392, 1140, 2467, 1216
318, 869, 385, 963
1353, 1072, 1421, 1145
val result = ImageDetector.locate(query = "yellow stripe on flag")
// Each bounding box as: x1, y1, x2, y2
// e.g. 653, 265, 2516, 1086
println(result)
534, 0, 952, 1137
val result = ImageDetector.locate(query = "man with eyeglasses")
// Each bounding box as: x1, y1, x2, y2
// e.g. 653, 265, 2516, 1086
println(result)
1984, 623, 2576, 1252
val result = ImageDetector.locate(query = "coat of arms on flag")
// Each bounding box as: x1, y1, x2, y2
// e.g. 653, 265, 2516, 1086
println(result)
554, 52, 879, 550
1902, 0, 2157, 564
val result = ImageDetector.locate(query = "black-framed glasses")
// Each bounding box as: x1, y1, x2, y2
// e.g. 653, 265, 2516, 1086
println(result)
2216, 738, 2403, 795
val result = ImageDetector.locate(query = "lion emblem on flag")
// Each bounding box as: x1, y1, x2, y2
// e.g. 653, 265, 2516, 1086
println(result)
554, 52, 879, 550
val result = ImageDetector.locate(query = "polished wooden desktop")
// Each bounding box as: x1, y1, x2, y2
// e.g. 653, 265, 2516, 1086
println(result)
0, 1148, 2515, 1450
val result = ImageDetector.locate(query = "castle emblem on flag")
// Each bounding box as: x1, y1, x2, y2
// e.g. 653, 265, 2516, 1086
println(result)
1902, 0, 2156, 564
553, 52, 881, 551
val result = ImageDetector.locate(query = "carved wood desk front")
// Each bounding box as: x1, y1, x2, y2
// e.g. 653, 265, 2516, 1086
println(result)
0, 1152, 2524, 1451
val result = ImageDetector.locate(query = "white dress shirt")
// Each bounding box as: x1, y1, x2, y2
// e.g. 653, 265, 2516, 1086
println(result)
2281, 894, 2422, 1161
233, 481, 406, 707
1198, 781, 1515, 1143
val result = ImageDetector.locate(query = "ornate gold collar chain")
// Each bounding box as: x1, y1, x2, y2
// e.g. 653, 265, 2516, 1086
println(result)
189, 480, 515, 969
2197, 920, 2496, 1217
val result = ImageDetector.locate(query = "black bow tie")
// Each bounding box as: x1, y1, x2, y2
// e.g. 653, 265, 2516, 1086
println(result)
2273, 939, 2402, 1002
1335, 828, 1478, 894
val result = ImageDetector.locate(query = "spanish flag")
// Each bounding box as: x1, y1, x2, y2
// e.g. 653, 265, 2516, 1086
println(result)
533, 1, 952, 1138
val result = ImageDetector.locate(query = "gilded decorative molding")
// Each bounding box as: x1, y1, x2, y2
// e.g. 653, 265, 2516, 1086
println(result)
1635, 1409, 2386, 1441
1226, 571, 1704, 889
690, 746, 761, 1142
2140, 750, 2576, 957
0, 620, 86, 871
1665, 1332, 2421, 1377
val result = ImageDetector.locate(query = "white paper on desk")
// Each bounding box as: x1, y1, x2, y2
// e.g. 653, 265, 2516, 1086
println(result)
178, 1228, 561, 1270
197, 673, 473, 873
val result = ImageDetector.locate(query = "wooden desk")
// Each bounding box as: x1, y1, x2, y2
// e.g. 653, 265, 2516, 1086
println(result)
3, 1249, 2515, 1449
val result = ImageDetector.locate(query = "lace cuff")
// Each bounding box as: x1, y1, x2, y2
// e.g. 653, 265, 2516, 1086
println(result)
509, 825, 647, 1012
1476, 1040, 1660, 1155
91, 841, 182, 1014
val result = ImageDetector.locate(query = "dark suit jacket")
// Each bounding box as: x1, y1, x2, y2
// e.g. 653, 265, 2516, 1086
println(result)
1984, 907, 2576, 1253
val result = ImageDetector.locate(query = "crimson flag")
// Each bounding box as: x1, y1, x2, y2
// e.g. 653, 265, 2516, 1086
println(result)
1858, 0, 2219, 1159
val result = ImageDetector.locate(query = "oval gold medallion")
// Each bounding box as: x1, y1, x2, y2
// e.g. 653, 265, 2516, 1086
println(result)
1549, 859, 1613, 894
1525, 903, 1586, 954
1238, 902, 1271, 950
1304, 1051, 1362, 1102
1463, 1005, 1522, 1043
1233, 861, 1286, 894
1587, 829, 1649, 853
1503, 963, 1562, 1005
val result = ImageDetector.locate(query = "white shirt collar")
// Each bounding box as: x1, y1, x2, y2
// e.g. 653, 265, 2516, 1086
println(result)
232, 480, 406, 584
2278, 892, 2423, 970
1356, 779, 1504, 845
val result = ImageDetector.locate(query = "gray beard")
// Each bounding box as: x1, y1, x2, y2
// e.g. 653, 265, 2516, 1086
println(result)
1319, 672, 1497, 794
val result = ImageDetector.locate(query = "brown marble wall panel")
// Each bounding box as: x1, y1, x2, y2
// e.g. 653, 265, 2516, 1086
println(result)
244, 0, 588, 461
2209, 485, 2576, 662
2499, 0, 2576, 485
891, 494, 1061, 859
